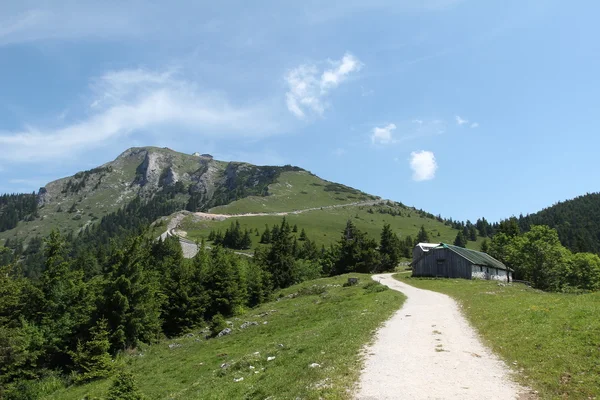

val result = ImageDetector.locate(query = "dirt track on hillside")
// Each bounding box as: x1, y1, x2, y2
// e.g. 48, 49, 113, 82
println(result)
191, 200, 381, 220
356, 274, 534, 400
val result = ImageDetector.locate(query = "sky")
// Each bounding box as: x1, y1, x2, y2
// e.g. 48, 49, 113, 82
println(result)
1, 0, 599, 222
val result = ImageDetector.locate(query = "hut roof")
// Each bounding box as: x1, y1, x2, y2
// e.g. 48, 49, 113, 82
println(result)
437, 243, 511, 271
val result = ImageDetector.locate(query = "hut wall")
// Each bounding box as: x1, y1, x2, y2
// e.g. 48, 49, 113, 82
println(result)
412, 248, 472, 279
471, 265, 509, 282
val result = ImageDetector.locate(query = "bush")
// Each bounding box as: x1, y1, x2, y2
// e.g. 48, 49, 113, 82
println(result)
106, 371, 144, 400
209, 314, 227, 337
363, 281, 388, 293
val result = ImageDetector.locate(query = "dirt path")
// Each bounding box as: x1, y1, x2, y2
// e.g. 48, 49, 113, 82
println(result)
158, 200, 382, 258
356, 274, 531, 400
191, 200, 381, 220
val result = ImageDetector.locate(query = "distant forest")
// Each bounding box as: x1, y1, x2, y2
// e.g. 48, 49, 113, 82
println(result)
515, 192, 600, 254
0, 193, 38, 232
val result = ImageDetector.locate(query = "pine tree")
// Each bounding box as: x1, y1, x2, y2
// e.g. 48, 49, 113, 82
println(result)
416, 225, 430, 243
203, 246, 243, 317
453, 231, 467, 248
260, 225, 271, 244
298, 228, 307, 241
333, 220, 380, 274
71, 318, 112, 382
152, 237, 199, 337
103, 236, 162, 351
37, 230, 93, 368
107, 371, 145, 400
262, 218, 296, 289
241, 230, 252, 249
480, 239, 489, 253
379, 224, 401, 271
292, 224, 298, 233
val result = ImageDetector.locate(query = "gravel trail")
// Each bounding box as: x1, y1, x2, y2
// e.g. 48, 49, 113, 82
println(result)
356, 273, 531, 400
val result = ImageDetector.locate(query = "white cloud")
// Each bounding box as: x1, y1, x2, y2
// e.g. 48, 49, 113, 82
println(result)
470, 122, 479, 128
285, 52, 362, 118
455, 115, 468, 125
0, 68, 279, 162
371, 123, 397, 145
409, 150, 438, 181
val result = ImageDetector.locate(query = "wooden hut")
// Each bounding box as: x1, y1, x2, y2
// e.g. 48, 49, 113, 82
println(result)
411, 243, 512, 281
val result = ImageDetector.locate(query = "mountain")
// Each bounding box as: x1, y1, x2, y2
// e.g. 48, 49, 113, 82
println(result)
0, 146, 376, 246
517, 192, 600, 254
0, 146, 487, 254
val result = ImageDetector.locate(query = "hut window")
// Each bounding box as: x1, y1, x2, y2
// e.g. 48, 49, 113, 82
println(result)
479, 266, 483, 272
436, 259, 445, 264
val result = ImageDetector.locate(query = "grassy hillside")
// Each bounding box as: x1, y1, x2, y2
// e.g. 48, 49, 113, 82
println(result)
395, 275, 600, 399
178, 202, 485, 253
209, 171, 377, 214
43, 274, 404, 400
0, 148, 380, 249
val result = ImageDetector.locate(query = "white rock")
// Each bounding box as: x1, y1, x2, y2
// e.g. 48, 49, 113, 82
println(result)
234, 377, 244, 382
309, 363, 321, 368
249, 366, 255, 369
267, 356, 276, 361
253, 351, 260, 355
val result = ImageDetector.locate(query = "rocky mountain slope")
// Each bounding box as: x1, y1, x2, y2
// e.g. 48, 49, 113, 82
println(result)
0, 147, 376, 245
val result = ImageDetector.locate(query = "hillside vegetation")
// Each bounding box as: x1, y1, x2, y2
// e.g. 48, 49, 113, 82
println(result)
0, 148, 380, 250
516, 192, 600, 254
180, 203, 485, 255
396, 276, 600, 399
43, 275, 401, 400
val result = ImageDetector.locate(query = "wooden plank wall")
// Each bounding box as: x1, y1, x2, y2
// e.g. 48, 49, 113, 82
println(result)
412, 248, 472, 279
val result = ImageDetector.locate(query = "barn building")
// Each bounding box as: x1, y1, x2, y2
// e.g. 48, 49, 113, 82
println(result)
411, 243, 512, 281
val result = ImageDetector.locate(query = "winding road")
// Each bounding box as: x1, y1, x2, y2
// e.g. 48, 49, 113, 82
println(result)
158, 200, 382, 258
356, 274, 531, 400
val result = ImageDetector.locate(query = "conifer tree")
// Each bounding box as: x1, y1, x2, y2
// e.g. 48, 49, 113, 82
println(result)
453, 231, 467, 248
298, 228, 307, 241
260, 225, 271, 244
203, 246, 243, 317
379, 224, 401, 271
416, 225, 430, 243
107, 371, 145, 400
37, 230, 92, 368
71, 318, 112, 382
241, 230, 252, 249
480, 239, 489, 253
262, 218, 296, 289
103, 236, 162, 350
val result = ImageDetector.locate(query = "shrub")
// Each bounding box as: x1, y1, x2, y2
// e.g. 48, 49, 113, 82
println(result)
209, 314, 227, 337
106, 371, 144, 400
363, 281, 388, 293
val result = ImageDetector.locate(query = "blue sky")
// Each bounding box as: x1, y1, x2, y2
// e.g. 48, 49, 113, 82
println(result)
1, 0, 599, 222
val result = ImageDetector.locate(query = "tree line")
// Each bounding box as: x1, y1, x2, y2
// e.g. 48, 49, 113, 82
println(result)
0, 216, 407, 398
483, 219, 600, 292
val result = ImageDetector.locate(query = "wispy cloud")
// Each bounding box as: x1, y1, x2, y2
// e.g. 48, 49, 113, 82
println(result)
371, 119, 445, 145
456, 115, 479, 128
455, 115, 468, 125
0, 68, 279, 163
285, 52, 362, 118
409, 150, 438, 181
371, 123, 397, 145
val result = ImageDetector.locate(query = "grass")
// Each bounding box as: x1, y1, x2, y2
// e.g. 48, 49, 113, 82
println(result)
180, 203, 485, 252
395, 275, 600, 399
44, 274, 405, 400
209, 171, 376, 215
